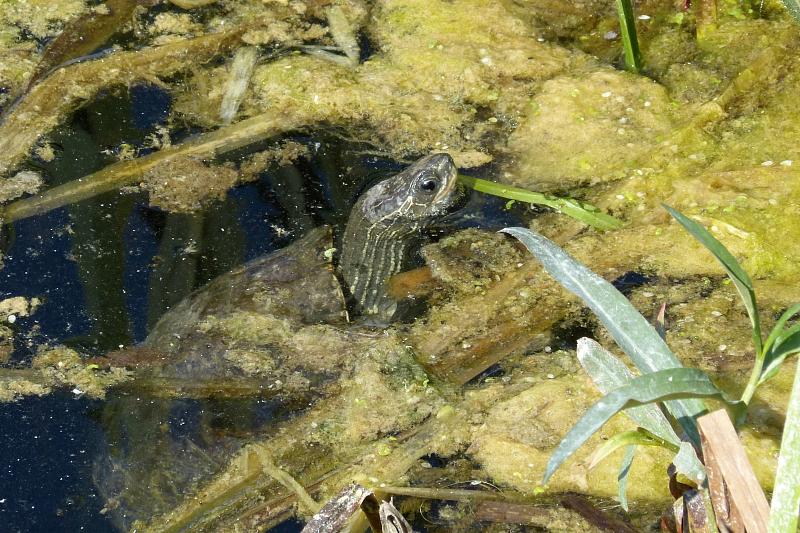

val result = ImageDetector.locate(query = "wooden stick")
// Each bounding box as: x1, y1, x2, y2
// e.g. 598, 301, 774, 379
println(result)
560, 494, 638, 533
697, 409, 769, 533
474, 500, 553, 526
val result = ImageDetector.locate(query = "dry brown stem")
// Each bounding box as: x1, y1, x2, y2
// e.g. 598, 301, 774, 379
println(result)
0, 29, 244, 177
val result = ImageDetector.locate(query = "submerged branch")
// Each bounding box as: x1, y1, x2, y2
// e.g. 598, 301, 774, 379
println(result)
2, 108, 315, 222
142, 407, 468, 531
0, 29, 245, 177
380, 485, 511, 502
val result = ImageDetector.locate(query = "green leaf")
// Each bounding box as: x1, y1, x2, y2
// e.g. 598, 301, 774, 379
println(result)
460, 175, 624, 231
577, 338, 707, 483
780, 0, 800, 24
673, 441, 707, 486
502, 227, 708, 445
589, 428, 675, 470
763, 303, 800, 356
768, 363, 800, 532
663, 205, 762, 353
618, 445, 636, 512
615, 0, 642, 73
760, 327, 800, 385
577, 338, 681, 445
541, 368, 741, 484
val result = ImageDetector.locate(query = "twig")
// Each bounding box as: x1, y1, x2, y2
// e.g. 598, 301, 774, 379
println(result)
0, 29, 245, 177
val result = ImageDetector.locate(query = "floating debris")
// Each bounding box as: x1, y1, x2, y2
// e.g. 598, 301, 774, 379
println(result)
0, 170, 42, 203
140, 156, 240, 212
220, 46, 259, 124
326, 6, 360, 67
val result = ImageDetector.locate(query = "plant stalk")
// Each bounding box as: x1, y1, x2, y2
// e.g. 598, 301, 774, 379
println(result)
741, 353, 765, 406
741, 319, 765, 407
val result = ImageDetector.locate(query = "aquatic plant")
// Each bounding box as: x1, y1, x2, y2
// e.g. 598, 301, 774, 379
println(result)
615, 0, 642, 73
503, 204, 800, 529
458, 175, 623, 231
664, 206, 800, 407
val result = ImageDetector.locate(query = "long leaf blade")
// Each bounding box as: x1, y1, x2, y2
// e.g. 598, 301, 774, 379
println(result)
589, 429, 673, 470
578, 338, 708, 483
577, 338, 681, 445
760, 328, 800, 385
673, 441, 707, 486
663, 205, 761, 351
459, 175, 624, 231
615, 0, 642, 73
763, 303, 800, 356
768, 363, 800, 531
542, 368, 740, 484
502, 227, 708, 444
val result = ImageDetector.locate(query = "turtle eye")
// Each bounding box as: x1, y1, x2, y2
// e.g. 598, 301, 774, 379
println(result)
419, 177, 438, 192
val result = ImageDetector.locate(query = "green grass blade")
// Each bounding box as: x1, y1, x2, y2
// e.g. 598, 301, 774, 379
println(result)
763, 304, 800, 356
577, 338, 681, 445
768, 363, 800, 531
760, 327, 800, 385
618, 445, 636, 512
780, 0, 800, 24
459, 175, 623, 231
577, 338, 707, 483
542, 367, 741, 484
590, 429, 675, 470
503, 227, 708, 445
663, 205, 762, 353
615, 0, 642, 73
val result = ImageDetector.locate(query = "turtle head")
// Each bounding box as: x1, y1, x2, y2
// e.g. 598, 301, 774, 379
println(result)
357, 153, 461, 226
341, 153, 461, 322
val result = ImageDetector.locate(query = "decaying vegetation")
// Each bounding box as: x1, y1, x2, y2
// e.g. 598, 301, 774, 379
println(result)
2, 0, 800, 530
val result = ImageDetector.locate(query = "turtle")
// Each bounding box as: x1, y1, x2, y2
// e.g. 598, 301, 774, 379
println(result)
132, 152, 460, 380
92, 153, 463, 528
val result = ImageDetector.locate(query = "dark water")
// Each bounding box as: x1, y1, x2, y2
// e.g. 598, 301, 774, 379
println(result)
0, 85, 519, 531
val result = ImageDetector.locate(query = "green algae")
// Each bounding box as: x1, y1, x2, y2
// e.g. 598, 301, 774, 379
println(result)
3, 0, 800, 528
0, 0, 87, 106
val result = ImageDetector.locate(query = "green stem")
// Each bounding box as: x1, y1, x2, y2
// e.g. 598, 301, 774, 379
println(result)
741, 350, 765, 406
740, 319, 764, 407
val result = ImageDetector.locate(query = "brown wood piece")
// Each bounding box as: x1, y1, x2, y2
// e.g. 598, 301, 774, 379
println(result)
698, 410, 769, 533
474, 500, 553, 525
672, 495, 685, 533
414, 263, 562, 384
701, 436, 732, 530
560, 493, 639, 533
378, 499, 413, 533
300, 483, 378, 533
360, 493, 383, 533
682, 489, 711, 532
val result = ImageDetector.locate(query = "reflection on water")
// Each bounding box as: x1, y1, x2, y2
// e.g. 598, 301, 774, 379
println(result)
0, 86, 419, 530
0, 72, 521, 528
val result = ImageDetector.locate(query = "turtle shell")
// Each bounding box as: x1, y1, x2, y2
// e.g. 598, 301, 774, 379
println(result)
147, 226, 347, 354
94, 227, 370, 529
139, 226, 351, 383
